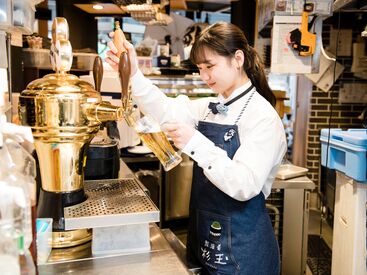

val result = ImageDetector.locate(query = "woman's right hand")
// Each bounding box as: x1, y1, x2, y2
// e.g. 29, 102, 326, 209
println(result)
106, 33, 138, 76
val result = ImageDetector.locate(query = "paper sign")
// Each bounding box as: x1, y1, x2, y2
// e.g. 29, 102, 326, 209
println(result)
305, 50, 344, 92
315, 61, 344, 92
271, 15, 322, 74
10, 30, 22, 47
305, 50, 334, 83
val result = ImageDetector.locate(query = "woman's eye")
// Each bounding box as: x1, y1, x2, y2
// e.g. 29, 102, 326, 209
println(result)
197, 64, 214, 70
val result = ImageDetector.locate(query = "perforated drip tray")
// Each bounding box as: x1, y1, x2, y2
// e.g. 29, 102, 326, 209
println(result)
64, 178, 160, 230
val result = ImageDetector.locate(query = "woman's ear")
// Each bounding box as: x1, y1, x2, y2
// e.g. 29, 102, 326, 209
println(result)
233, 49, 245, 69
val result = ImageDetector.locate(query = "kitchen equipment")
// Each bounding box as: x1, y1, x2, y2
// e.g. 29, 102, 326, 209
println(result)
164, 154, 193, 220
18, 18, 131, 248
64, 178, 159, 256
321, 128, 367, 182
84, 55, 120, 181
84, 138, 120, 180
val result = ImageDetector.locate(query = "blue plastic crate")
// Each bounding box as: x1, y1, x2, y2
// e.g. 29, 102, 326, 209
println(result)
320, 129, 367, 182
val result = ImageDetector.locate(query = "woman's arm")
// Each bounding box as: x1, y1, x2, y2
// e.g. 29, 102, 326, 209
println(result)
107, 38, 201, 126
130, 70, 197, 126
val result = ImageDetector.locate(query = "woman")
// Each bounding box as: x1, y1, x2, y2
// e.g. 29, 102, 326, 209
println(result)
107, 22, 286, 275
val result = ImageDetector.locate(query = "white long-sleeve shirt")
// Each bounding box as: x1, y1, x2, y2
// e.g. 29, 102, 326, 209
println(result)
131, 70, 287, 201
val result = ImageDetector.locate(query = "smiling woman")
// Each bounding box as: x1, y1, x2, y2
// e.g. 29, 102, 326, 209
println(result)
106, 21, 286, 275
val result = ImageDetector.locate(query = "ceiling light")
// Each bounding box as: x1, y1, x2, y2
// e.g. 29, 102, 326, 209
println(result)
93, 4, 104, 10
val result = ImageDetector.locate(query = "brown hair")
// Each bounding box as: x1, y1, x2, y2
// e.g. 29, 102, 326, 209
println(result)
190, 22, 275, 106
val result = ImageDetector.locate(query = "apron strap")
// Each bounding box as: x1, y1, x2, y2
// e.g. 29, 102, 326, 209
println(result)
234, 89, 256, 125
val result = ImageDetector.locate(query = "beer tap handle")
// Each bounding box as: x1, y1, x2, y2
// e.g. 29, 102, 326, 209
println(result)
93, 56, 103, 93
113, 21, 131, 112
112, 21, 134, 126
118, 52, 131, 113
112, 21, 129, 108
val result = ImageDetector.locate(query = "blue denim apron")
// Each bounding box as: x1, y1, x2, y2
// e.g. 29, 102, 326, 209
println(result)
187, 93, 280, 275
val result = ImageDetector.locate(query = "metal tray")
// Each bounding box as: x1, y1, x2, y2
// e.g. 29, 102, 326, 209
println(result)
64, 178, 159, 230
276, 164, 309, 180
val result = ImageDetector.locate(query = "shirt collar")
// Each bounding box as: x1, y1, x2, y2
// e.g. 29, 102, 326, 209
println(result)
217, 80, 253, 104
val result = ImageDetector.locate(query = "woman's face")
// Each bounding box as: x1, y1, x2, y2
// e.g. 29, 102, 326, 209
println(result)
196, 48, 243, 98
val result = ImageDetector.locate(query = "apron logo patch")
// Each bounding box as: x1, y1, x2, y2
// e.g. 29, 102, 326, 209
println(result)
224, 129, 236, 142
200, 221, 229, 268
209, 221, 221, 242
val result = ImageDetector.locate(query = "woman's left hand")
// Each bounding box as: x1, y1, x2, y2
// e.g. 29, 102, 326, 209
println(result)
162, 122, 195, 150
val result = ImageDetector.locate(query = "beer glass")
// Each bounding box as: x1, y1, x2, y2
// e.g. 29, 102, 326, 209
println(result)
133, 116, 182, 171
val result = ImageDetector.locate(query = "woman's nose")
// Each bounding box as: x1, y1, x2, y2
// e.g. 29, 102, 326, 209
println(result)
200, 71, 209, 81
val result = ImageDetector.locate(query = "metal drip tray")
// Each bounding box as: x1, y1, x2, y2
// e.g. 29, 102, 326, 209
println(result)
64, 178, 159, 230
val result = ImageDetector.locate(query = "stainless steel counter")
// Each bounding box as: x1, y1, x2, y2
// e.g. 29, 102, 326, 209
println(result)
38, 224, 191, 275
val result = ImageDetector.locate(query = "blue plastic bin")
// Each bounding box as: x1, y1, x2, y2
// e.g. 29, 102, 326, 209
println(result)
320, 129, 367, 182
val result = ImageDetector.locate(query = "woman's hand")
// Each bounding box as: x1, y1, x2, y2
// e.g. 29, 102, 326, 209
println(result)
162, 122, 195, 150
106, 33, 138, 76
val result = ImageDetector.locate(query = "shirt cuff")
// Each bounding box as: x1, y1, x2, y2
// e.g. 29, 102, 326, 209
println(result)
182, 130, 215, 163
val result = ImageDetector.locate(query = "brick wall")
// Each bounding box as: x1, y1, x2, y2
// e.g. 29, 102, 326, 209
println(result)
305, 23, 367, 193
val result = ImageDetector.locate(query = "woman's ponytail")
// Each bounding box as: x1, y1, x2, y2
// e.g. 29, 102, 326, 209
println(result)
245, 47, 276, 107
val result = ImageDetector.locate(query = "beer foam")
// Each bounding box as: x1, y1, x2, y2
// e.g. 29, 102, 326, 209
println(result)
135, 124, 160, 133
149, 125, 161, 133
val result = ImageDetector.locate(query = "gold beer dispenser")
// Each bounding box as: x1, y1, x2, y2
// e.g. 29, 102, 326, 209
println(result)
18, 18, 133, 248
